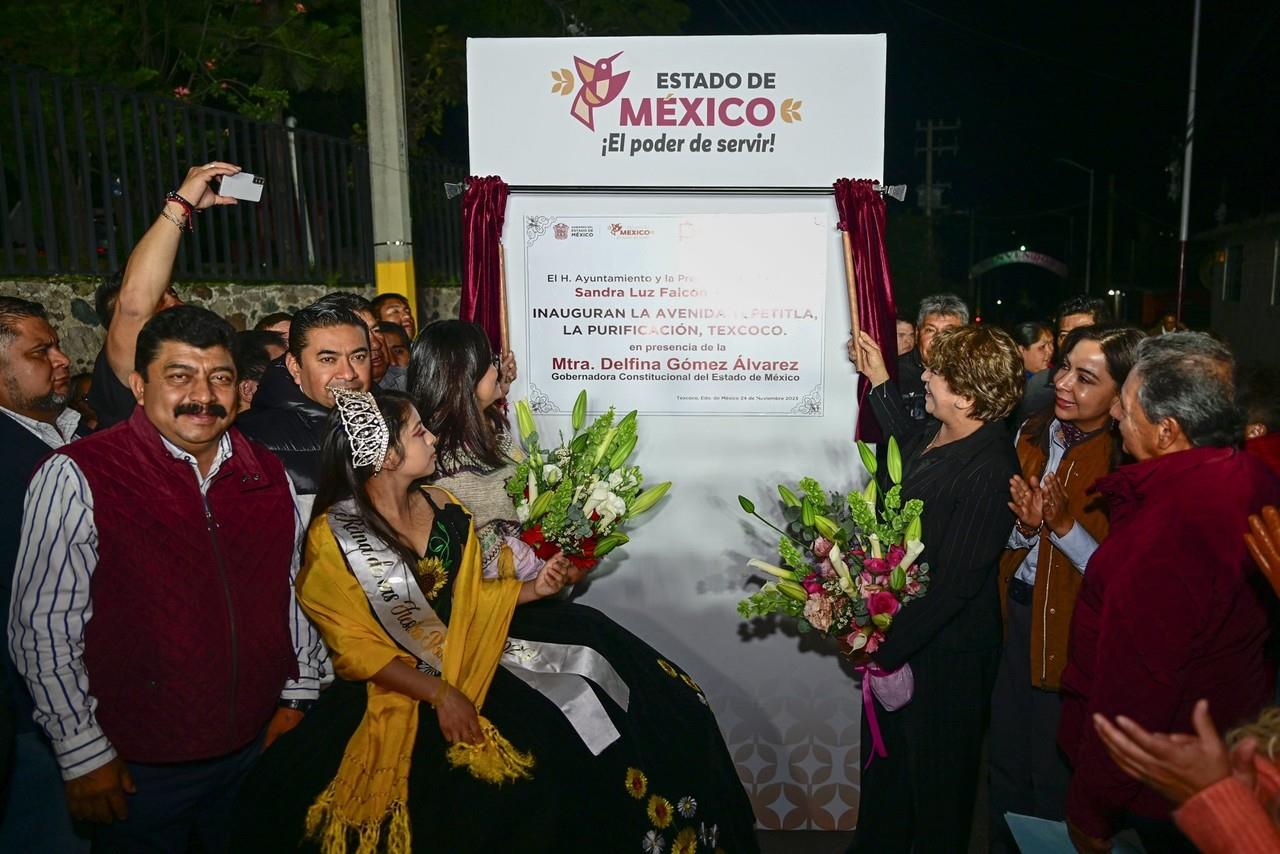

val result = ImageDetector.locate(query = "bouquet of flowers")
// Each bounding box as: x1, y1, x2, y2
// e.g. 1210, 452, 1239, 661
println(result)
506, 391, 672, 573
736, 438, 929, 758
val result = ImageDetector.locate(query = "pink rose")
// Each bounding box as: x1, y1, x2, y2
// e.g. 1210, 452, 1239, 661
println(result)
887, 544, 906, 567
812, 537, 834, 559
801, 574, 824, 594
905, 579, 922, 596
864, 557, 889, 576
819, 559, 836, 578
868, 591, 901, 617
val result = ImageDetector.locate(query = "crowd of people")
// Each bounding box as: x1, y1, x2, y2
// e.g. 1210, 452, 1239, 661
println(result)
852, 293, 1280, 853
0, 162, 1278, 853
0, 164, 757, 853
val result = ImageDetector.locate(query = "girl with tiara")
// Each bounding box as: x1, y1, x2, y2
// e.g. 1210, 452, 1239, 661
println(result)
232, 388, 757, 853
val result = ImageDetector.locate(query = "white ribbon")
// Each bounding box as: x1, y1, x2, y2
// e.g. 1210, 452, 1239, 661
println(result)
328, 502, 628, 755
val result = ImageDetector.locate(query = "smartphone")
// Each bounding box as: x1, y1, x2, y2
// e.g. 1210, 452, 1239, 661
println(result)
219, 172, 265, 203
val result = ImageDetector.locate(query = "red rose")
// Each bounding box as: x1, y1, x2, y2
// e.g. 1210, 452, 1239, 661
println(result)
868, 591, 901, 617
519, 525, 559, 560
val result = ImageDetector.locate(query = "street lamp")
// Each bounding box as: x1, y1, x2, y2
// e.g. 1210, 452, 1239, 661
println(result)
1057, 157, 1095, 295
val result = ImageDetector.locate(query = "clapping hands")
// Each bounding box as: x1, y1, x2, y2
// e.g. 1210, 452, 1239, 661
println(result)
1092, 699, 1243, 805
1245, 505, 1280, 597
1008, 472, 1073, 537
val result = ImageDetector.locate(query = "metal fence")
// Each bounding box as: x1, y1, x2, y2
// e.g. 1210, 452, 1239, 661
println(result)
1, 64, 465, 287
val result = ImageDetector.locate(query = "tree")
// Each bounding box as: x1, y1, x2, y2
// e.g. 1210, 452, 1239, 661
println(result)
399, 0, 690, 156
0, 0, 363, 121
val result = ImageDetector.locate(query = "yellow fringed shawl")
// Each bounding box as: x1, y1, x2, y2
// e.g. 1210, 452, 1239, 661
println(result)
296, 488, 529, 854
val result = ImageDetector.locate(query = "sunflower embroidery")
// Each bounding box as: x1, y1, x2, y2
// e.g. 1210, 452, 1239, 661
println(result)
415, 555, 447, 600
677, 796, 697, 818
672, 827, 698, 854
625, 767, 648, 800
647, 794, 674, 829
642, 829, 666, 854
657, 658, 679, 678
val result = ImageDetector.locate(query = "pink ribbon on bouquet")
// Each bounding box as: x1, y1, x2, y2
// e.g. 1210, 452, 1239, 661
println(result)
855, 664, 889, 768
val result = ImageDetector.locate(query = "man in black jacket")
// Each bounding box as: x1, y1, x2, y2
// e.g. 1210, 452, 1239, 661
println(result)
0, 297, 91, 851
897, 294, 969, 423
237, 302, 371, 508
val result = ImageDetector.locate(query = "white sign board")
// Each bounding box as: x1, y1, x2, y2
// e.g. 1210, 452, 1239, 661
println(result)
468, 35, 886, 187
522, 212, 829, 416
469, 34, 887, 831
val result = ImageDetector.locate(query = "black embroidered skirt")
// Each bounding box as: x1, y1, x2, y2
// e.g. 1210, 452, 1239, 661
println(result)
230, 601, 759, 852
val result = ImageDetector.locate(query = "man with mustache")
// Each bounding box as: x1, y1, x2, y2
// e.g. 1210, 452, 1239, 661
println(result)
0, 297, 91, 851
7, 305, 325, 851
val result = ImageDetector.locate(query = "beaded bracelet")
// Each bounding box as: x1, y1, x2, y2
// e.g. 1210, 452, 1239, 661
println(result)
164, 191, 196, 232
159, 208, 187, 233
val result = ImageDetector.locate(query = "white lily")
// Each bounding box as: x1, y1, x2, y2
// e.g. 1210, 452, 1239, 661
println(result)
829, 549, 855, 594
607, 469, 624, 489
868, 533, 883, 560
542, 463, 563, 484
896, 539, 925, 571
515, 501, 531, 523
527, 470, 538, 503
747, 559, 797, 581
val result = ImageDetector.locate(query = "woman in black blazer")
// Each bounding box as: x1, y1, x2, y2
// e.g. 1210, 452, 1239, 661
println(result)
845, 325, 1024, 853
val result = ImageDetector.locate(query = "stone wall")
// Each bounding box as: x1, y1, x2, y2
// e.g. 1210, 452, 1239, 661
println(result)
0, 277, 462, 372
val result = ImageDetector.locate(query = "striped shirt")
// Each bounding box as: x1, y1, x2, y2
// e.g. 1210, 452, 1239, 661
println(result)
7, 432, 326, 780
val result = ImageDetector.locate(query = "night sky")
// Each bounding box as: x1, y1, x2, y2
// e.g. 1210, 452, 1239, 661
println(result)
682, 0, 1280, 320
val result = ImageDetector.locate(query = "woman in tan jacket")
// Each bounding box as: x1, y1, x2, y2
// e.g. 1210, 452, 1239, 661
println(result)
988, 323, 1145, 852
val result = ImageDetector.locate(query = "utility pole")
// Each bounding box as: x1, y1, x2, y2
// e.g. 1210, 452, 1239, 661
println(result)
360, 0, 416, 316
915, 119, 959, 262
1057, 158, 1095, 295
1105, 173, 1115, 293
1175, 0, 1202, 325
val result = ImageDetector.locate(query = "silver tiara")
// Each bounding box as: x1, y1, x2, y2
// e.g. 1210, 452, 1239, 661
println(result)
329, 387, 390, 472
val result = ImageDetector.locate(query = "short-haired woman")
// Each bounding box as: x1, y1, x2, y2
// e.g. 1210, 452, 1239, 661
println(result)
846, 325, 1023, 852
989, 323, 1145, 852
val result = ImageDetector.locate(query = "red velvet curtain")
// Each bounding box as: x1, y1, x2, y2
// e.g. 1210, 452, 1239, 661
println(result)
834, 178, 899, 443
460, 176, 510, 352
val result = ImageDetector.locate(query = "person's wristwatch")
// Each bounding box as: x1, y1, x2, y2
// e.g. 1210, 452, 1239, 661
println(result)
277, 698, 317, 713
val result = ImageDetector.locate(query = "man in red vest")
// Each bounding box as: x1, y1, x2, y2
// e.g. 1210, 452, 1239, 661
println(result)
7, 305, 325, 851
1059, 333, 1280, 852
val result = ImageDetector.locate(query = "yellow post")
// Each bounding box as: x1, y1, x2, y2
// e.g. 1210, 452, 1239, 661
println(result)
375, 256, 417, 319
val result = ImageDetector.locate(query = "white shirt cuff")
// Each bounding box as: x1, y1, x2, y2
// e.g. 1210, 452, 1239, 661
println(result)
1050, 522, 1099, 572
53, 727, 118, 780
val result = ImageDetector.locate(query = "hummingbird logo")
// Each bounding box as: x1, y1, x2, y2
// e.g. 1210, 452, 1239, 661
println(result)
549, 51, 630, 131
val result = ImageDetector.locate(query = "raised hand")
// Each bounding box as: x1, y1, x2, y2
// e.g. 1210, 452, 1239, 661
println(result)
847, 330, 890, 386
174, 161, 242, 210
499, 350, 518, 397
1041, 472, 1073, 537
1245, 505, 1280, 597
1092, 698, 1230, 805
1008, 474, 1044, 530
